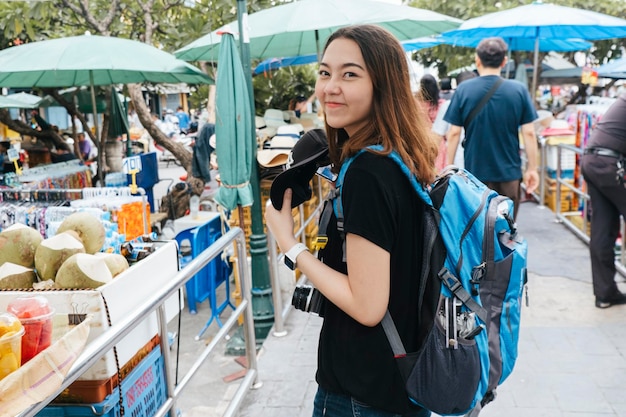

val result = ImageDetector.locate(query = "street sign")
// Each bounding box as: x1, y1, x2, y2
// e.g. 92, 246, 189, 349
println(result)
7, 148, 19, 162
122, 155, 143, 174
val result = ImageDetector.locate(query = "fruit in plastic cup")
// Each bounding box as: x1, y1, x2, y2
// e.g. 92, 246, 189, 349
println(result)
0, 312, 25, 380
7, 295, 55, 365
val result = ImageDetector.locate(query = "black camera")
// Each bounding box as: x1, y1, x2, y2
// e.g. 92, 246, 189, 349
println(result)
291, 285, 326, 316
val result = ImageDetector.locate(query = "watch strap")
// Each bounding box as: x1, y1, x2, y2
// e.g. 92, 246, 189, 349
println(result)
285, 243, 309, 270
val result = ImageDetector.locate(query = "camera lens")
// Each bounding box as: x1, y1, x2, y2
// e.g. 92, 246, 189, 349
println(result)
292, 286, 312, 311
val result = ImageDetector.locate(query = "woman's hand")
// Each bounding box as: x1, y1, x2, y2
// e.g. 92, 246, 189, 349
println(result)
264, 189, 298, 253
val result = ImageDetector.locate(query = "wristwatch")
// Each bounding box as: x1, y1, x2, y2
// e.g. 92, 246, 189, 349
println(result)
284, 243, 309, 270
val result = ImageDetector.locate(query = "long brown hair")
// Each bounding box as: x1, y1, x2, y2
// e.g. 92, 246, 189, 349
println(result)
321, 24, 438, 185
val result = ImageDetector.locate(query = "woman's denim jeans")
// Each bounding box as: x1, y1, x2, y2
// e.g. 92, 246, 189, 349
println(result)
312, 387, 430, 417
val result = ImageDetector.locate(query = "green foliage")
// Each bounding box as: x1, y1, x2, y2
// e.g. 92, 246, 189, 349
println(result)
252, 64, 317, 115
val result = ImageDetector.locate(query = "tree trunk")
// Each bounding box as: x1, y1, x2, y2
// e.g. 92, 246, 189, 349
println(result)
127, 83, 204, 195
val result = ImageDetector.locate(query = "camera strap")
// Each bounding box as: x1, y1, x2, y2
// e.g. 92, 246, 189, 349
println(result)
314, 194, 337, 251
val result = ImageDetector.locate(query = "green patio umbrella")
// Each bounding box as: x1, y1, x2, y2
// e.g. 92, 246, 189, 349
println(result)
175, 0, 461, 61
108, 88, 130, 139
0, 34, 213, 181
108, 87, 132, 157
213, 32, 254, 211
0, 35, 212, 87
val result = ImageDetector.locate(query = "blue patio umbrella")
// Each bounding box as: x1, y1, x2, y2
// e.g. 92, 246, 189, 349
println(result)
253, 37, 445, 75
598, 58, 626, 79
252, 35, 591, 76
440, 0, 626, 99
437, 35, 592, 53
213, 32, 254, 211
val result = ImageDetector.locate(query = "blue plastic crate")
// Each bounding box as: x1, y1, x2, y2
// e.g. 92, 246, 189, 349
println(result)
175, 216, 233, 316
546, 168, 575, 179
38, 345, 166, 417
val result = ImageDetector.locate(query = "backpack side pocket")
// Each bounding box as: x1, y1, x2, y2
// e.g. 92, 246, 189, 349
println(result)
403, 317, 481, 415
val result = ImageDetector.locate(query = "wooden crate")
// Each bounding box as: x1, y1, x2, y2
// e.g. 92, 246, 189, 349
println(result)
543, 177, 579, 212
545, 189, 578, 212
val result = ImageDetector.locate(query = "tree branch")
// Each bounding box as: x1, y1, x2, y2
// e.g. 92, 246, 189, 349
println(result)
0, 109, 67, 151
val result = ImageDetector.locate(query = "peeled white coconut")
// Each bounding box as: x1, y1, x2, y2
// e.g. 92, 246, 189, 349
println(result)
35, 232, 86, 281
57, 212, 106, 254
94, 253, 130, 277
0, 262, 36, 289
33, 279, 56, 290
0, 223, 44, 268
55, 253, 113, 289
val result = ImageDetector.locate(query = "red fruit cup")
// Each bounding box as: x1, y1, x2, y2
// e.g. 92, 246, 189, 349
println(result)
7, 295, 55, 365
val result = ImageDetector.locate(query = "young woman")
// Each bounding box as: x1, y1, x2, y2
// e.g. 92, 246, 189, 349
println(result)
265, 24, 439, 417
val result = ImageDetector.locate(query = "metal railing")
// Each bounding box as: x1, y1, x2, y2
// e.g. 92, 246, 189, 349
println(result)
19, 227, 259, 417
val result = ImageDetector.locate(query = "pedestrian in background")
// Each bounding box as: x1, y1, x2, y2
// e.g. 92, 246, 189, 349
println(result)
444, 37, 539, 218
439, 77, 453, 100
432, 70, 477, 169
265, 24, 438, 417
417, 74, 446, 170
175, 105, 190, 133
581, 93, 626, 308
77, 132, 92, 161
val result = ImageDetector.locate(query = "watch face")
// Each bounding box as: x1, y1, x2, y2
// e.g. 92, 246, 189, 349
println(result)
284, 256, 296, 270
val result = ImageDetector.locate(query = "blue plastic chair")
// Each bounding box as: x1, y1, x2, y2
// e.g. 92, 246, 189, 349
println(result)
175, 216, 234, 339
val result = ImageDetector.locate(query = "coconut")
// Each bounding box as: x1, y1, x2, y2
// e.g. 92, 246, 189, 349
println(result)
55, 253, 113, 289
0, 262, 36, 289
94, 253, 129, 277
35, 232, 86, 281
57, 212, 106, 254
0, 223, 44, 268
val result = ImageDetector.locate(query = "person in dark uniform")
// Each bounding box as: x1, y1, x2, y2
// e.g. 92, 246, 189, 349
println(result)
581, 93, 626, 308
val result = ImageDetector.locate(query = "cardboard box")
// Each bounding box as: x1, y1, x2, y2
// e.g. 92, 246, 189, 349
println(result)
0, 241, 182, 381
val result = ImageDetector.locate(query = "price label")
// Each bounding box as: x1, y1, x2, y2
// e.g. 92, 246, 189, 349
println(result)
122, 156, 142, 174
7, 148, 19, 162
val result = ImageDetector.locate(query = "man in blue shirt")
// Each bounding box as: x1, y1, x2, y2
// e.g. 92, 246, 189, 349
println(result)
175, 106, 190, 133
444, 37, 539, 218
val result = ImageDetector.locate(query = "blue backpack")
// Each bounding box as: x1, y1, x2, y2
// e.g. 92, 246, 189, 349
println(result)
332, 146, 528, 416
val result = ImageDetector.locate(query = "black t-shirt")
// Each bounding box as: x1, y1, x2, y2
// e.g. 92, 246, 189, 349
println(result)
315, 152, 439, 414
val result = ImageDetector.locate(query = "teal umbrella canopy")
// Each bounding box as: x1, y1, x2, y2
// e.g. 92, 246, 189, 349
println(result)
175, 0, 461, 62
214, 32, 254, 211
109, 88, 130, 139
0, 35, 213, 88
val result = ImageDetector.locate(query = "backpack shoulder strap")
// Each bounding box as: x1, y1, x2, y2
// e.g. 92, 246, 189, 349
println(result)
464, 77, 503, 128
332, 145, 439, 357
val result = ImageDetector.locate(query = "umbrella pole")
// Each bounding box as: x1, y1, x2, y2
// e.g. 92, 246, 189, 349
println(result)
89, 71, 103, 186
506, 38, 512, 79
225, 0, 274, 356
315, 30, 321, 62
531, 35, 539, 103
